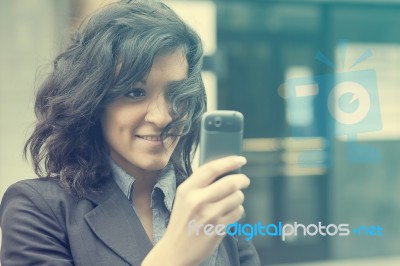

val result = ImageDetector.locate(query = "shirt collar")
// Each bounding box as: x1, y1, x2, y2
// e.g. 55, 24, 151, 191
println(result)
108, 157, 176, 212
109, 158, 135, 199
153, 164, 176, 212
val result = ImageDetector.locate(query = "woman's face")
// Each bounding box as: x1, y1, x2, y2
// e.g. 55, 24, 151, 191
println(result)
101, 50, 188, 178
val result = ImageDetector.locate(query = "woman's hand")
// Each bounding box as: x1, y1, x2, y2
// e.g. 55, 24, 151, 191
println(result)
142, 156, 250, 266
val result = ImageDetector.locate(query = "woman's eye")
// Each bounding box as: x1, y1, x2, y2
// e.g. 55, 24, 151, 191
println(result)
126, 88, 146, 99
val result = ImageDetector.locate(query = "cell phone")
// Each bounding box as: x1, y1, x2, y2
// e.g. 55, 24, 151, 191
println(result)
199, 110, 244, 174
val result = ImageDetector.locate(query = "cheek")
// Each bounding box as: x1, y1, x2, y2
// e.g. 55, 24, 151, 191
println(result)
101, 105, 135, 141
104, 101, 143, 126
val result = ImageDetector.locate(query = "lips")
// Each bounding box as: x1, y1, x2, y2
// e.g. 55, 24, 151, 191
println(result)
136, 135, 163, 142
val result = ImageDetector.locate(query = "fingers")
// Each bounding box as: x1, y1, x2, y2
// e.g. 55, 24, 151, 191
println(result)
186, 156, 247, 189
209, 190, 245, 218
191, 189, 246, 225
200, 174, 250, 203
218, 205, 245, 226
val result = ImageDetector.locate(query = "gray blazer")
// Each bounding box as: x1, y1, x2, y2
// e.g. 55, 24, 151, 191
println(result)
0, 178, 261, 266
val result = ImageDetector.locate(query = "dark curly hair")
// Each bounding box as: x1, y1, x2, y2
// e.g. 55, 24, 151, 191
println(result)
24, 0, 206, 197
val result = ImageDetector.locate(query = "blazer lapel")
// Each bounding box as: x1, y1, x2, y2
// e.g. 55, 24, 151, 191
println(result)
84, 178, 153, 265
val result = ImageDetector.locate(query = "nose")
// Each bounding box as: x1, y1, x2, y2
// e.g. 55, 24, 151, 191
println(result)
145, 93, 173, 128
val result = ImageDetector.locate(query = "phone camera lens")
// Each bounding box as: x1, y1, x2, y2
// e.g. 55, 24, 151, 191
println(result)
215, 117, 221, 127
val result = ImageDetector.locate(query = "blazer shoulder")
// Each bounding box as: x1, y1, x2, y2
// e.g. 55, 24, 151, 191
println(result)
3, 178, 74, 201
0, 178, 77, 265
1, 178, 81, 220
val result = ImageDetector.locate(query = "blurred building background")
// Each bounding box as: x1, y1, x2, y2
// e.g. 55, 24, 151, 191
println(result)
1, 0, 400, 265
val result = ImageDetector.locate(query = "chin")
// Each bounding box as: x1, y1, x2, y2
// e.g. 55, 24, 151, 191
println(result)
139, 159, 170, 171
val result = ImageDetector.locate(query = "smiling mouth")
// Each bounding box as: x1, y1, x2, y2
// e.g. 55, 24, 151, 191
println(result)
136, 135, 163, 142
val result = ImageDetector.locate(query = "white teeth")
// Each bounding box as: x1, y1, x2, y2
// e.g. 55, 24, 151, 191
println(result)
139, 136, 162, 141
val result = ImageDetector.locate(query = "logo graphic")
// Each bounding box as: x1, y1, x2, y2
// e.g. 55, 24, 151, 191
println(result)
188, 220, 384, 241
281, 41, 382, 166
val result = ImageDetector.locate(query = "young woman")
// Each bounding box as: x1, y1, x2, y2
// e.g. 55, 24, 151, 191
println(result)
0, 1, 261, 265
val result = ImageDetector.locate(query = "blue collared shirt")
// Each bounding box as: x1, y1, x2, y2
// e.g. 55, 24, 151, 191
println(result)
109, 159, 221, 265
109, 159, 175, 244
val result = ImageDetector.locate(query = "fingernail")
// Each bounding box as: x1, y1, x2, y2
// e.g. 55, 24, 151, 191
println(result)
236, 156, 247, 166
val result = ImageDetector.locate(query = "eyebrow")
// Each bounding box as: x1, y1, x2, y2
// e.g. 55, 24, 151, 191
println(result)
133, 78, 188, 90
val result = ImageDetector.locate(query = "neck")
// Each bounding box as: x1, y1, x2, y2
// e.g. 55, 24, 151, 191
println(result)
133, 170, 159, 197
109, 152, 161, 197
